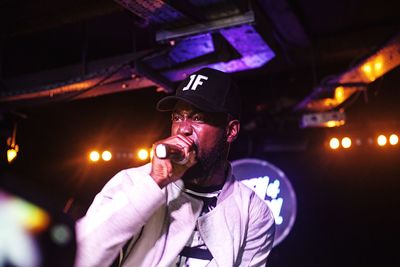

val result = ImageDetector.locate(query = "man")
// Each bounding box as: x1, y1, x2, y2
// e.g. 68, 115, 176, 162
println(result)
75, 68, 275, 267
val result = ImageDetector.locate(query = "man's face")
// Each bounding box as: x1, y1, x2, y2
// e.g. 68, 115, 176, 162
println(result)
171, 101, 229, 174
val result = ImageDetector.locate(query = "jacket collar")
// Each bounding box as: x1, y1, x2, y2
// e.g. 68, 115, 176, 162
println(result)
217, 163, 235, 204
172, 162, 235, 203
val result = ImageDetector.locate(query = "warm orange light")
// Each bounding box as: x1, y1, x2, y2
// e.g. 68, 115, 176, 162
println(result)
377, 135, 387, 146
341, 137, 352, 149
89, 151, 100, 162
137, 149, 149, 161
325, 121, 337, 128
24, 204, 51, 233
11, 198, 50, 233
322, 98, 337, 107
374, 61, 382, 72
324, 120, 345, 128
361, 63, 376, 81
362, 64, 372, 74
329, 138, 340, 150
361, 57, 385, 82
7, 148, 18, 163
389, 134, 399, 145
355, 138, 362, 146
334, 86, 345, 102
102, 150, 112, 161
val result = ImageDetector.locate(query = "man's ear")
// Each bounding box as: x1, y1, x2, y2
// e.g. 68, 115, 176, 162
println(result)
226, 120, 240, 143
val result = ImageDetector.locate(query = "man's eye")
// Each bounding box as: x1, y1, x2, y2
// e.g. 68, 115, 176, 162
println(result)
171, 114, 183, 122
192, 114, 204, 122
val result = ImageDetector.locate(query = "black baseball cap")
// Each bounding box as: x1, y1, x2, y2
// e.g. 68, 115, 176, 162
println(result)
156, 68, 242, 119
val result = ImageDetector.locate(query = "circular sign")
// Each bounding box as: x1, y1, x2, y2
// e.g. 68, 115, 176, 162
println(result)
232, 158, 297, 247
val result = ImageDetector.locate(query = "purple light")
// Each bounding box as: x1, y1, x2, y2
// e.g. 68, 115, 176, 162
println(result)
169, 33, 214, 64
163, 25, 275, 81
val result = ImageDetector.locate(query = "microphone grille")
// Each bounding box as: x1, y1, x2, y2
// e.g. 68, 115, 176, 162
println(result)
155, 144, 167, 158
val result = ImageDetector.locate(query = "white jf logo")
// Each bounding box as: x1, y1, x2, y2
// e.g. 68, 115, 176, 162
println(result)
182, 74, 209, 91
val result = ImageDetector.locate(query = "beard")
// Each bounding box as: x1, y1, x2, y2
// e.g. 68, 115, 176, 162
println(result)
182, 132, 228, 184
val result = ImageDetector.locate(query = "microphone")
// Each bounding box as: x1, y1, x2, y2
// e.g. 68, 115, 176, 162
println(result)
155, 144, 189, 164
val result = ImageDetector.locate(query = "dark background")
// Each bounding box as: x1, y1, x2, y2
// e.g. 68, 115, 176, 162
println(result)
1, 0, 400, 266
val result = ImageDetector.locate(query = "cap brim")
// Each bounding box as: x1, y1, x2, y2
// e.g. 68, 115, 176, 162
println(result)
156, 95, 223, 113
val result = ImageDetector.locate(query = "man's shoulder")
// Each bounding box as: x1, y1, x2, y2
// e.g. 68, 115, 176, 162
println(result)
232, 178, 258, 198
233, 179, 273, 214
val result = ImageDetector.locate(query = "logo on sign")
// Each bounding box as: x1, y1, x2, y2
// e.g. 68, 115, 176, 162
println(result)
242, 177, 283, 225
232, 158, 297, 247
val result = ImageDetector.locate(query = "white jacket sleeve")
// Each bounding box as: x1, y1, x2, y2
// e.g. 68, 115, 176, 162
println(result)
240, 193, 275, 267
74, 166, 165, 267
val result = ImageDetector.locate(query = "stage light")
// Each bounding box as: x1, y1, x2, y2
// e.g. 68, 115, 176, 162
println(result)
89, 151, 100, 162
7, 147, 18, 163
374, 61, 382, 72
341, 137, 352, 149
361, 63, 375, 81
6, 123, 19, 163
334, 86, 345, 103
102, 150, 112, 161
377, 135, 387, 146
389, 134, 399, 145
300, 110, 346, 128
137, 149, 149, 161
362, 64, 372, 74
361, 57, 385, 82
355, 138, 362, 146
329, 138, 340, 150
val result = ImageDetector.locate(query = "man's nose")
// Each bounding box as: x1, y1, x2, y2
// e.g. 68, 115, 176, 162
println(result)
177, 120, 193, 136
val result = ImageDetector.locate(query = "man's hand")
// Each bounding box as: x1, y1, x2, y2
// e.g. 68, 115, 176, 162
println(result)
150, 134, 197, 188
